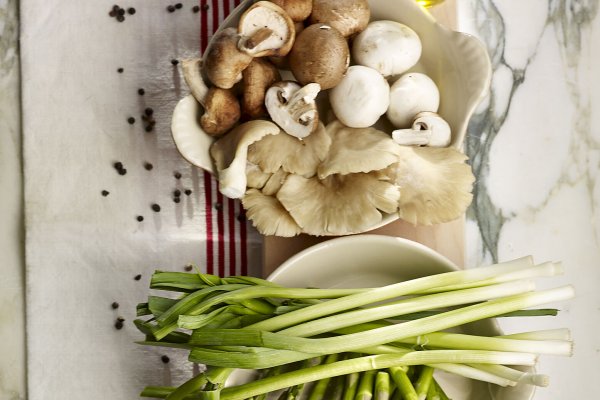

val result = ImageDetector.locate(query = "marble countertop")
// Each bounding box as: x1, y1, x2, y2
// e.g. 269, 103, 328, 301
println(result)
1, 0, 599, 399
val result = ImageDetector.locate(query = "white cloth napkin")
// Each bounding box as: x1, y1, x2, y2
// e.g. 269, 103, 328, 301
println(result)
22, 1, 260, 398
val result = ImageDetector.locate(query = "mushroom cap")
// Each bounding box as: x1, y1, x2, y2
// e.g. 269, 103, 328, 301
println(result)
289, 24, 350, 90
242, 58, 281, 119
352, 20, 422, 77
248, 122, 331, 178
309, 0, 370, 37
238, 1, 295, 57
204, 27, 253, 89
329, 65, 390, 128
262, 168, 289, 196
267, 0, 312, 22
387, 146, 475, 225
387, 72, 440, 128
181, 58, 209, 104
318, 120, 400, 179
200, 87, 241, 136
210, 120, 280, 198
242, 189, 302, 237
265, 81, 321, 139
246, 162, 272, 190
277, 173, 400, 236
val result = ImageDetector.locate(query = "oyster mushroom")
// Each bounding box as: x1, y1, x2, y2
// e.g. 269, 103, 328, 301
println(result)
352, 20, 422, 77
238, 1, 295, 58
392, 112, 451, 147
242, 58, 281, 119
309, 0, 370, 38
267, 0, 312, 22
262, 168, 289, 196
387, 72, 440, 128
248, 122, 330, 177
329, 65, 390, 128
242, 189, 302, 237
318, 120, 400, 179
386, 146, 475, 225
246, 162, 272, 190
210, 120, 280, 198
181, 58, 209, 103
289, 24, 349, 90
265, 81, 321, 139
277, 173, 400, 236
204, 27, 253, 89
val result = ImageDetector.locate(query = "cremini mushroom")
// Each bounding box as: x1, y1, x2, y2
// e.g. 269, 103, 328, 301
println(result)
318, 120, 400, 179
329, 65, 390, 128
392, 111, 451, 147
238, 1, 295, 58
276, 173, 400, 236
242, 189, 302, 237
200, 87, 241, 136
248, 122, 330, 177
289, 24, 349, 90
210, 120, 280, 198
385, 146, 475, 225
204, 28, 253, 89
387, 72, 440, 128
267, 0, 312, 22
352, 20, 422, 77
309, 0, 370, 38
242, 58, 281, 119
181, 58, 209, 103
265, 81, 321, 139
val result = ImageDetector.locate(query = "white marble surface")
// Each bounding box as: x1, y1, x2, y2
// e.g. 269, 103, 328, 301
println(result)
1, 0, 599, 399
460, 1, 600, 398
0, 0, 26, 398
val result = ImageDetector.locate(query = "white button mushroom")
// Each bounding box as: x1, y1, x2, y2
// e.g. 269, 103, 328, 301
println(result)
386, 72, 440, 129
392, 112, 451, 148
352, 20, 422, 77
329, 65, 390, 128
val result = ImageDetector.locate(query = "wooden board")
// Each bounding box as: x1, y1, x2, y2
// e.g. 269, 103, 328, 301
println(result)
263, 1, 462, 276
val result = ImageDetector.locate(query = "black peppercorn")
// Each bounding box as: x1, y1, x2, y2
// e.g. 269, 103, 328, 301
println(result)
136, 215, 144, 222
175, 3, 182, 9
144, 162, 153, 171
101, 190, 110, 197
173, 189, 181, 197
114, 320, 124, 330
116, 14, 125, 22
127, 117, 135, 124
184, 189, 192, 196
171, 59, 179, 66
117, 67, 124, 73
214, 202, 223, 211
111, 302, 119, 309
201, 4, 209, 11
174, 172, 182, 179
184, 264, 193, 271
161, 355, 170, 363
127, 7, 136, 15
192, 5, 200, 13
173, 197, 181, 204
167, 5, 176, 12
151, 204, 161, 212
137, 88, 145, 95
144, 107, 154, 116
144, 126, 153, 133
134, 274, 142, 280
118, 168, 127, 176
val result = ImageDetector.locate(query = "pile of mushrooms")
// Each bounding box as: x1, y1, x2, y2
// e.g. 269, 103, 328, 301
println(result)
178, 0, 475, 236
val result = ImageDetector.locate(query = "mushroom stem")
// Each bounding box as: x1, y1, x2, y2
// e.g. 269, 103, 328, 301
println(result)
288, 83, 320, 122
245, 27, 274, 49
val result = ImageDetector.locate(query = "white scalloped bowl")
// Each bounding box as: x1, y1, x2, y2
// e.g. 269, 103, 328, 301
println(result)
171, 0, 492, 234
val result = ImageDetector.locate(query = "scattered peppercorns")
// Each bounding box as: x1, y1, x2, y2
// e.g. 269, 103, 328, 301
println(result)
113, 162, 127, 175
127, 7, 136, 15
144, 162, 153, 171
237, 213, 247, 222
192, 5, 200, 13
171, 59, 179, 66
114, 317, 125, 330
127, 117, 135, 124
174, 171, 182, 179
134, 274, 142, 280
144, 107, 154, 116
173, 189, 181, 197
151, 204, 161, 212
161, 355, 171, 363
141, 109, 156, 132
117, 67, 124, 73
138, 88, 145, 95
173, 197, 181, 204
214, 202, 223, 211
184, 189, 192, 196
136, 215, 144, 222
202, 4, 210, 11
101, 190, 110, 197
175, 3, 183, 9
167, 5, 176, 12
111, 302, 119, 309
108, 5, 134, 22
184, 264, 193, 271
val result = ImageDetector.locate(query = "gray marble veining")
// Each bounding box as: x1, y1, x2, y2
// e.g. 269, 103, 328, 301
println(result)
0, 0, 25, 399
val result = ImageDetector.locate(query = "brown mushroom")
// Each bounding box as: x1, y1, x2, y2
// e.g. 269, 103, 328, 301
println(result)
200, 87, 241, 136
242, 58, 281, 119
289, 24, 349, 89
267, 0, 312, 22
238, 1, 295, 58
204, 27, 253, 89
309, 0, 370, 38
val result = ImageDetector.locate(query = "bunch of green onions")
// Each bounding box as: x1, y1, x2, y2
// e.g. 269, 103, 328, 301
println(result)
135, 256, 573, 400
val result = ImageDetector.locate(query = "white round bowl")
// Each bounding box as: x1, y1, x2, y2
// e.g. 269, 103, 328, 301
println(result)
267, 235, 535, 400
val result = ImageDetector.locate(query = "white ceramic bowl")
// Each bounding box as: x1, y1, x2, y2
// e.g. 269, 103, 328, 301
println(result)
171, 0, 492, 234
267, 235, 535, 400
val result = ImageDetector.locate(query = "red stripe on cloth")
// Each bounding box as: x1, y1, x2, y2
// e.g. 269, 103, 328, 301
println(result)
203, 171, 214, 274
228, 198, 237, 276
239, 207, 248, 275
224, 0, 230, 20
212, 0, 220, 36
216, 190, 225, 277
